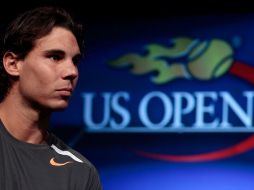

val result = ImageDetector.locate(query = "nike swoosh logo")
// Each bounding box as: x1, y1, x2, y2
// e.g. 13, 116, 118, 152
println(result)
50, 157, 73, 166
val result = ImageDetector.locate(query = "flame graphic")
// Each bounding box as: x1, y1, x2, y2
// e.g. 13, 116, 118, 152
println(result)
108, 37, 254, 162
109, 37, 234, 84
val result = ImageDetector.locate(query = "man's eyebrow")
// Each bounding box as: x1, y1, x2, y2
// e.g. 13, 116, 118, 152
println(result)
43, 49, 65, 55
43, 49, 81, 57
73, 53, 82, 60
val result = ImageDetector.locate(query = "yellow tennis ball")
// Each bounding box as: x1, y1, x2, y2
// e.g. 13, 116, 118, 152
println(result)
187, 39, 234, 80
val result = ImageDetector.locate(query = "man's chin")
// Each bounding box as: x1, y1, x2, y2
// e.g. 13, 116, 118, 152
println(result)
49, 101, 69, 111
53, 104, 69, 111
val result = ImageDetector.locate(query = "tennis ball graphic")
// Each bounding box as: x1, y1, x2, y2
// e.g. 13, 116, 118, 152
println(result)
108, 38, 234, 84
187, 39, 234, 80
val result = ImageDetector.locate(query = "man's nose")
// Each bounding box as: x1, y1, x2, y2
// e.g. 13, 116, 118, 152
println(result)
62, 60, 78, 80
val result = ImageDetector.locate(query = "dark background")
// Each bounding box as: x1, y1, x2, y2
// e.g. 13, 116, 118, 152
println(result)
1, 1, 253, 39
1, 1, 253, 35
1, 1, 254, 18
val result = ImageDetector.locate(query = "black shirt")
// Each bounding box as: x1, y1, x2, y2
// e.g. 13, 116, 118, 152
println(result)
0, 121, 102, 190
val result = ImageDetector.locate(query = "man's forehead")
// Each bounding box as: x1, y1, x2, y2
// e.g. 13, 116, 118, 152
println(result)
33, 27, 80, 55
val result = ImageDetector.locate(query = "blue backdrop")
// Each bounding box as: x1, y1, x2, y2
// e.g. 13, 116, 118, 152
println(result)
50, 13, 254, 190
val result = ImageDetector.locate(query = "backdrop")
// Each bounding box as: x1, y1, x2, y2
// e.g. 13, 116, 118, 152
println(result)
46, 12, 254, 190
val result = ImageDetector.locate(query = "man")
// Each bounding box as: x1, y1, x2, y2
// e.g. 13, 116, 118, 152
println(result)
0, 6, 102, 190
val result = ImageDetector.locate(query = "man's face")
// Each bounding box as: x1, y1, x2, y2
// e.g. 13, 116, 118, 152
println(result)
18, 27, 81, 111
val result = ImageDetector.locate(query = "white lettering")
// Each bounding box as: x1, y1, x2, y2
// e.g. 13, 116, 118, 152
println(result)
139, 91, 172, 129
81, 91, 254, 132
81, 93, 111, 130
110, 92, 131, 129
172, 92, 195, 127
193, 92, 219, 128
220, 91, 254, 128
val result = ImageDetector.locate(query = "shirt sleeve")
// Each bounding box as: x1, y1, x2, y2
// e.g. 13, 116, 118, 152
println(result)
86, 165, 102, 190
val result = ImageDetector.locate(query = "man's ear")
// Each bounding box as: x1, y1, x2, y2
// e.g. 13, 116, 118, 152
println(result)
2, 51, 21, 76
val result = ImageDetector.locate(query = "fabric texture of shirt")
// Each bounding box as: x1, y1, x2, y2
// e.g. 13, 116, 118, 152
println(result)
0, 121, 102, 190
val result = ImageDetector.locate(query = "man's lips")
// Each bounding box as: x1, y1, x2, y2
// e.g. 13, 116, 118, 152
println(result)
56, 88, 73, 96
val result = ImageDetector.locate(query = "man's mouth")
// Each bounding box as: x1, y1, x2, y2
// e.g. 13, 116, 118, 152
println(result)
56, 88, 73, 96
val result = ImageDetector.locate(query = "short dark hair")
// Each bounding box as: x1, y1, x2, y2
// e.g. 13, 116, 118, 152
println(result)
0, 6, 84, 100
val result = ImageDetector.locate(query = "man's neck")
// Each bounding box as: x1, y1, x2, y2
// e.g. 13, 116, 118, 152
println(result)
0, 92, 51, 144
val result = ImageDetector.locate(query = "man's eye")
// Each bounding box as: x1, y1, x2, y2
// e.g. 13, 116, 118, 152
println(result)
49, 55, 61, 61
73, 57, 81, 65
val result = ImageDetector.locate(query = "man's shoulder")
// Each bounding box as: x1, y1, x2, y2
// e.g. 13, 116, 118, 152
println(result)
49, 133, 102, 189
49, 133, 94, 168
